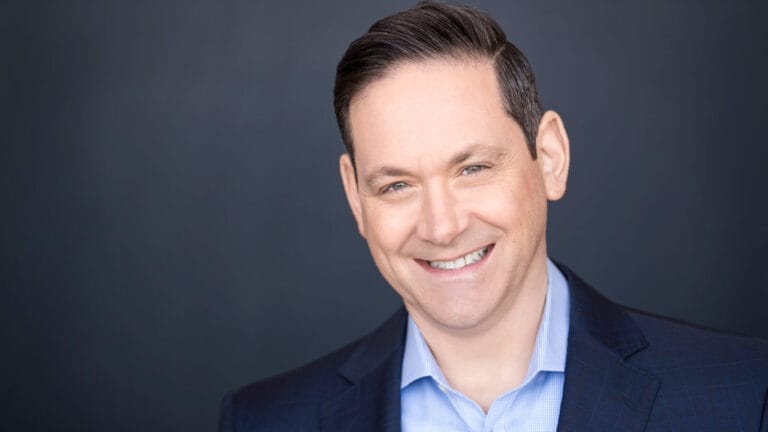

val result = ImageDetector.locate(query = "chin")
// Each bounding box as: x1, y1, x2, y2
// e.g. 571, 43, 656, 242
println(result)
415, 300, 498, 332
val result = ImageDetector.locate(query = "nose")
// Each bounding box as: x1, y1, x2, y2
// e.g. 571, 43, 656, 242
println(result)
416, 182, 468, 246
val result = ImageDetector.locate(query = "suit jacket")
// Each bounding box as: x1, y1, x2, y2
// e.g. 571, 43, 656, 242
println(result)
219, 263, 768, 431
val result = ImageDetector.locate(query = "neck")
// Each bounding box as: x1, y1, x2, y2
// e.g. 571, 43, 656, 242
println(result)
410, 253, 549, 412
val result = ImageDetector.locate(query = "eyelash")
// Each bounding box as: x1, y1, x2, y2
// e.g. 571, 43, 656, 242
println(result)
381, 181, 409, 194
461, 164, 489, 176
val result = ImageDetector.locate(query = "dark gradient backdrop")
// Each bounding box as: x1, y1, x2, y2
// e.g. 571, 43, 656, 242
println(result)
3, 1, 767, 430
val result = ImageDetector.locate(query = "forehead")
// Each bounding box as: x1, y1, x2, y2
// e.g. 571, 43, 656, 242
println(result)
348, 59, 518, 171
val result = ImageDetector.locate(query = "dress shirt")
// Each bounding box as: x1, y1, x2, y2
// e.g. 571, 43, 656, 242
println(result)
400, 258, 570, 432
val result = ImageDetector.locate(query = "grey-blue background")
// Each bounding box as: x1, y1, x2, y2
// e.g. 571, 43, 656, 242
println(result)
3, 0, 766, 430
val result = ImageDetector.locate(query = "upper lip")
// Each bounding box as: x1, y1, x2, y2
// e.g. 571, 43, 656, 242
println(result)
418, 244, 491, 262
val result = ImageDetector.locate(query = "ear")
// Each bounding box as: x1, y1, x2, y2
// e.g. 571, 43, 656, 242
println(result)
535, 110, 570, 201
339, 153, 367, 238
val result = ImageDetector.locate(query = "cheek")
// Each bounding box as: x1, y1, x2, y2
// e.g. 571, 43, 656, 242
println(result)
362, 201, 416, 253
467, 174, 546, 233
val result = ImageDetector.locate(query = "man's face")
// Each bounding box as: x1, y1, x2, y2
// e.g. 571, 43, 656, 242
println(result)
340, 59, 568, 332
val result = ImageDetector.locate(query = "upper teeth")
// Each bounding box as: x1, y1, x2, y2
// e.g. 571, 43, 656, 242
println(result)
428, 247, 488, 270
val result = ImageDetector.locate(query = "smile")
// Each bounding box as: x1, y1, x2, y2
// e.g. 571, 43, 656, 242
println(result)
427, 245, 490, 270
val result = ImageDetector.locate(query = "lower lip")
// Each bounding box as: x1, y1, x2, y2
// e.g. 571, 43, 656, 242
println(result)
416, 244, 495, 276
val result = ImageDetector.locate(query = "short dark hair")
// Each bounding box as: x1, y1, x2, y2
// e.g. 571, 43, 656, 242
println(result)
333, 1, 543, 165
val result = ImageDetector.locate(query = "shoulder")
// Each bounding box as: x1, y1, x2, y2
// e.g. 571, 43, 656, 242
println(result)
219, 339, 359, 430
557, 261, 768, 428
620, 308, 768, 428
219, 307, 408, 431
556, 261, 768, 375
625, 306, 768, 376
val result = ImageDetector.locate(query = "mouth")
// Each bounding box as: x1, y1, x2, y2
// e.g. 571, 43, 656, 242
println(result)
417, 244, 494, 272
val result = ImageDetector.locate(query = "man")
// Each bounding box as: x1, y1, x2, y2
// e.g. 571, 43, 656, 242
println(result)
220, 2, 768, 431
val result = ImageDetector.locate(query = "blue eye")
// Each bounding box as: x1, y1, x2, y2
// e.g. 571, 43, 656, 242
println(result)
383, 181, 408, 193
462, 165, 487, 175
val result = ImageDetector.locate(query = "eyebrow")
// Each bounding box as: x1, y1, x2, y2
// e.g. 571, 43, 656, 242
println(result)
364, 167, 414, 190
362, 143, 506, 190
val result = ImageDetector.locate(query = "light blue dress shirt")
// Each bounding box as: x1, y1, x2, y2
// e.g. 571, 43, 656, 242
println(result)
400, 258, 570, 432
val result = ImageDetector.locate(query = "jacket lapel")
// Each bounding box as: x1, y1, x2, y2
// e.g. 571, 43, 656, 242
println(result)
555, 263, 660, 432
319, 308, 407, 432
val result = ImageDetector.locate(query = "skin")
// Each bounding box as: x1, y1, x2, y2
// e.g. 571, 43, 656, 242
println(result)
339, 58, 570, 411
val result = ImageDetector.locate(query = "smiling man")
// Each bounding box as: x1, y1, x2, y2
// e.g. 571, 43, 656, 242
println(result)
338, 57, 569, 421
220, 2, 768, 431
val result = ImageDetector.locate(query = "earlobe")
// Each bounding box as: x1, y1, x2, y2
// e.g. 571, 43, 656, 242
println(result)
535, 111, 570, 201
339, 153, 367, 238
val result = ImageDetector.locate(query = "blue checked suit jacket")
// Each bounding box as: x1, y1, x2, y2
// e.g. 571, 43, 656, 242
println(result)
219, 263, 768, 431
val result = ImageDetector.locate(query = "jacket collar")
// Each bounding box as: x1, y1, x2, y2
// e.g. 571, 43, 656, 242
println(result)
319, 307, 407, 432
555, 261, 659, 432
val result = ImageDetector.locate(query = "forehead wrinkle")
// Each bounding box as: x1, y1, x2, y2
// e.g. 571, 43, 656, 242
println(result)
352, 61, 520, 190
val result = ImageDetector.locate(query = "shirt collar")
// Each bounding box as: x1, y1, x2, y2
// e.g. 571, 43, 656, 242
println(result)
400, 257, 570, 390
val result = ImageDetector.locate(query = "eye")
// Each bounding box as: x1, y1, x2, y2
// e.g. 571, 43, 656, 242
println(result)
382, 181, 409, 194
461, 164, 488, 175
